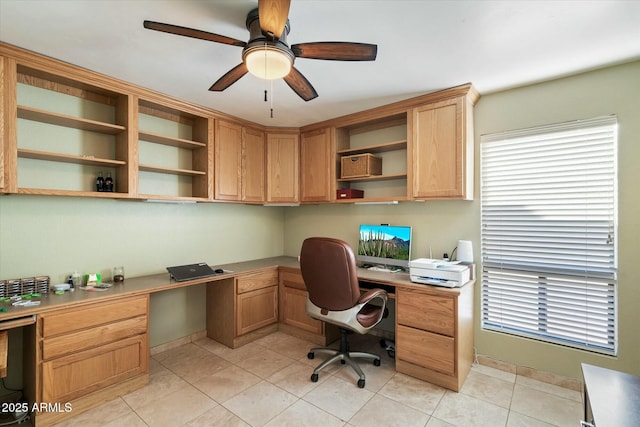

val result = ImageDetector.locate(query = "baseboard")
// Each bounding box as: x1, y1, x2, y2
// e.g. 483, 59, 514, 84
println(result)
150, 330, 207, 356
476, 354, 582, 392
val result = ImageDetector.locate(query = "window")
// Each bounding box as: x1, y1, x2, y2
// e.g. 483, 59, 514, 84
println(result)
480, 116, 617, 355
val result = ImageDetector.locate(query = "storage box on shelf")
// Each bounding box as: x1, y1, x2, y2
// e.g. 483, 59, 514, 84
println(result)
335, 114, 408, 203
9, 64, 132, 197
137, 99, 212, 201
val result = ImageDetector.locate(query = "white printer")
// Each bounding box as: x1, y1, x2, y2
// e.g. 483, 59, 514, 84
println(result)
409, 258, 470, 288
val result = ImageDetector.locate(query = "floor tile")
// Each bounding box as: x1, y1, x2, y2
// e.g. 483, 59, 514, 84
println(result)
183, 405, 251, 427
253, 331, 318, 360
432, 390, 509, 427
302, 375, 374, 422
123, 367, 189, 410
135, 383, 216, 427
460, 369, 514, 408
515, 375, 582, 402
267, 360, 331, 397
191, 364, 262, 403
102, 412, 148, 427
234, 347, 296, 378
222, 380, 298, 426
510, 383, 582, 427
349, 394, 430, 427
378, 372, 446, 414
506, 411, 556, 427
264, 400, 345, 427
51, 397, 133, 427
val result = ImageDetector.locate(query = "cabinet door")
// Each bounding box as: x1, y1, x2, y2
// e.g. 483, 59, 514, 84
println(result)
41, 334, 147, 403
242, 127, 265, 202
236, 286, 278, 336
300, 128, 333, 202
266, 132, 299, 203
412, 96, 468, 199
215, 120, 242, 200
281, 286, 322, 334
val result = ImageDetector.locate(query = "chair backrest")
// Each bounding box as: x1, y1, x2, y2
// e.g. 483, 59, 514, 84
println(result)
300, 237, 361, 311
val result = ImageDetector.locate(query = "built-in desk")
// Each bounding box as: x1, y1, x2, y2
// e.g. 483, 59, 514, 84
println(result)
0, 256, 474, 426
582, 363, 640, 427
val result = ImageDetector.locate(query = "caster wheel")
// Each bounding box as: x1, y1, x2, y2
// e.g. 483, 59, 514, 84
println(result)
357, 379, 365, 388
341, 359, 346, 364
311, 373, 319, 382
373, 358, 381, 366
307, 352, 314, 360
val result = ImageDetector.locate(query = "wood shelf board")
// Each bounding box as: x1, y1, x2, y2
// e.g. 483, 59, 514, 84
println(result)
17, 105, 126, 134
137, 194, 209, 202
337, 173, 407, 183
18, 148, 126, 167
337, 140, 407, 156
333, 196, 408, 204
138, 130, 206, 149
16, 188, 130, 198
138, 164, 206, 176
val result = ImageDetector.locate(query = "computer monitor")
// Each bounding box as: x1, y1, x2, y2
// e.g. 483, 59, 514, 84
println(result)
357, 224, 412, 269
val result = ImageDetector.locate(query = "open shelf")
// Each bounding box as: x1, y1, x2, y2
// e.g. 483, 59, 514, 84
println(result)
337, 139, 407, 156
138, 130, 206, 149
138, 164, 206, 177
338, 173, 407, 183
18, 148, 126, 167
18, 105, 126, 134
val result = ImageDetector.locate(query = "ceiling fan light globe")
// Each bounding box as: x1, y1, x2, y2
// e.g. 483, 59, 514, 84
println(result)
245, 48, 292, 80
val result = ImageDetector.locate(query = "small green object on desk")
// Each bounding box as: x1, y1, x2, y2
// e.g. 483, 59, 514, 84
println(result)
0, 308, 7, 312
21, 294, 32, 300
0, 298, 10, 303
31, 293, 42, 298
54, 290, 65, 295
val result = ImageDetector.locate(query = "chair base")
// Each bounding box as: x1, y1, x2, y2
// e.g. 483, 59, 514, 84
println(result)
307, 329, 381, 388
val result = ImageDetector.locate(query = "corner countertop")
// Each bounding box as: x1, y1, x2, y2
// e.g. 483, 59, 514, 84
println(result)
0, 255, 473, 323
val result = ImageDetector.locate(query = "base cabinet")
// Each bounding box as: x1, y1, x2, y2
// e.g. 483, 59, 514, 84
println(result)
278, 268, 338, 345
395, 285, 473, 391
34, 295, 149, 427
207, 268, 279, 348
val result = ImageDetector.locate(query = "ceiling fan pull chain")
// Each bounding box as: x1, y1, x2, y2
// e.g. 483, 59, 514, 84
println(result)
264, 89, 268, 102
270, 79, 275, 118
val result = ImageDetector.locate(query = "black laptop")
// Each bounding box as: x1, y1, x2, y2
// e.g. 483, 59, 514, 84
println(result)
166, 262, 216, 282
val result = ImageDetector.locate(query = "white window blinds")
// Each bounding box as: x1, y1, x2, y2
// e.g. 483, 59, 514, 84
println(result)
480, 116, 617, 355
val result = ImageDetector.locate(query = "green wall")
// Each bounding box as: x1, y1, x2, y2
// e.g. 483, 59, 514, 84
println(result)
1, 59, 638, 382
284, 60, 640, 380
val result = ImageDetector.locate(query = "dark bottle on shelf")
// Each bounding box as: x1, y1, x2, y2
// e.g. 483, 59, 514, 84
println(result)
104, 172, 114, 192
96, 171, 104, 192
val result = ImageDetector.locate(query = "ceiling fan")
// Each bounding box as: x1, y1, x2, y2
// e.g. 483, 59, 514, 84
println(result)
143, 0, 377, 101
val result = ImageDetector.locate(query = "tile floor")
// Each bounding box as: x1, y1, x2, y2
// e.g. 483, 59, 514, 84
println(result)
51, 331, 584, 427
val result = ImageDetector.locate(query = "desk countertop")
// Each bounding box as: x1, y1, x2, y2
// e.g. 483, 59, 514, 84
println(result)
0, 256, 471, 322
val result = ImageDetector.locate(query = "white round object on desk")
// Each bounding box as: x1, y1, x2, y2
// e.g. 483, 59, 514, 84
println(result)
52, 283, 70, 291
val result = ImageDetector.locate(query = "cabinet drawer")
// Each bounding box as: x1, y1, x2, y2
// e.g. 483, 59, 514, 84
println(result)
397, 289, 455, 336
280, 270, 306, 291
42, 315, 147, 360
237, 269, 278, 293
41, 296, 148, 338
396, 324, 455, 376
41, 334, 148, 403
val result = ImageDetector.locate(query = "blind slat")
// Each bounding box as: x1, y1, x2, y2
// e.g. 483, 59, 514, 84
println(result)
480, 116, 617, 355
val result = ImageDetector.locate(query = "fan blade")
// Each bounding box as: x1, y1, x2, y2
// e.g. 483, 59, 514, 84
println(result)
209, 63, 248, 91
258, 0, 290, 39
292, 42, 377, 61
283, 66, 318, 101
143, 20, 246, 47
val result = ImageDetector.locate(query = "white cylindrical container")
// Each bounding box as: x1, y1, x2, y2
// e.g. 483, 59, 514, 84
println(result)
457, 240, 473, 263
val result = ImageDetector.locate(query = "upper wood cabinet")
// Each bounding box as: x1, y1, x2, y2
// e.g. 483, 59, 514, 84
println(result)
242, 126, 266, 202
214, 119, 265, 202
214, 120, 242, 201
300, 127, 334, 202
412, 92, 475, 200
266, 132, 299, 203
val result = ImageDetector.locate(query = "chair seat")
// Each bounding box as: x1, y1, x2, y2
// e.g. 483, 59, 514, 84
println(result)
356, 304, 386, 328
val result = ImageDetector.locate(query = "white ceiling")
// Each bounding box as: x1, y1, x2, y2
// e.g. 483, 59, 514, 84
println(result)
1, 0, 639, 127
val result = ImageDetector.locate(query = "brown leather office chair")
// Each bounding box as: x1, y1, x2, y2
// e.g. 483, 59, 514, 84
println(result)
300, 237, 388, 388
